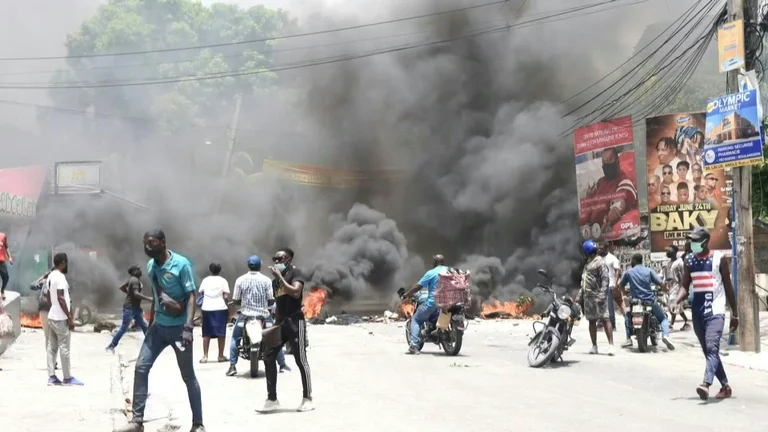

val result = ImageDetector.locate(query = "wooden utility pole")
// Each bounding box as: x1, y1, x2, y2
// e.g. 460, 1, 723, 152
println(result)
726, 0, 761, 352
215, 93, 243, 213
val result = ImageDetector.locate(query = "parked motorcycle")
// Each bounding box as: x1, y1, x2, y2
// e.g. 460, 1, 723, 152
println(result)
397, 287, 467, 356
628, 288, 663, 353
527, 269, 581, 368
231, 313, 265, 378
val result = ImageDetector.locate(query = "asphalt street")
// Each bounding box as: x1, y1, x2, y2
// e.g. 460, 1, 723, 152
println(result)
2, 317, 768, 432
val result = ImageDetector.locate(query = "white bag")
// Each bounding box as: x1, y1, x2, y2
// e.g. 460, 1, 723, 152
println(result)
0, 313, 14, 339
245, 320, 263, 343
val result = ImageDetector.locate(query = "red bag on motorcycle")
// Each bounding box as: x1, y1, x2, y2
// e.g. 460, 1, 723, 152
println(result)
434, 269, 471, 309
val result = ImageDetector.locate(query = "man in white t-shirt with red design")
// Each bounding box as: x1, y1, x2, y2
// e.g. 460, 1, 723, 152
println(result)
598, 243, 623, 331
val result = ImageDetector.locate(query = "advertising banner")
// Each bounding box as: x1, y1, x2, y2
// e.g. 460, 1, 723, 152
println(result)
0, 165, 48, 219
262, 159, 407, 188
703, 89, 764, 169
646, 113, 733, 260
717, 19, 745, 73
573, 116, 640, 241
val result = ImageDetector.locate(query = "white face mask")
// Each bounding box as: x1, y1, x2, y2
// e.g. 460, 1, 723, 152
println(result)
274, 263, 286, 272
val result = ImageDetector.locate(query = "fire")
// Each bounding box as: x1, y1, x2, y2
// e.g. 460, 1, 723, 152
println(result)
399, 302, 415, 318
480, 299, 534, 319
302, 287, 329, 319
20, 313, 43, 329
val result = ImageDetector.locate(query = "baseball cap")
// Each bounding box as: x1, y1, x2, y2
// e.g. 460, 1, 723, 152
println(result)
247, 255, 261, 267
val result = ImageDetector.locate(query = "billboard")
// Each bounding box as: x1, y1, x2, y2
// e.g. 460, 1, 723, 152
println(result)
262, 159, 407, 188
717, 19, 745, 73
0, 165, 48, 219
646, 112, 733, 260
703, 89, 764, 169
573, 116, 640, 241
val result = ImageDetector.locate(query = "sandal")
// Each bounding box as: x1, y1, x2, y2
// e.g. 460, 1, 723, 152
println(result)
199, 357, 208, 364
217, 357, 228, 363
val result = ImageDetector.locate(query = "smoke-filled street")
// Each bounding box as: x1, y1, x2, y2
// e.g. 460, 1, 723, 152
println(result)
3, 317, 768, 432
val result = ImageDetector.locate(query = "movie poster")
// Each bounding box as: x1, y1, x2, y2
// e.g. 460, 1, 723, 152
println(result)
574, 116, 640, 242
645, 112, 733, 260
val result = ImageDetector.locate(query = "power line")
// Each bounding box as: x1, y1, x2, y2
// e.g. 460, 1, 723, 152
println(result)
0, 0, 510, 62
0, 0, 647, 90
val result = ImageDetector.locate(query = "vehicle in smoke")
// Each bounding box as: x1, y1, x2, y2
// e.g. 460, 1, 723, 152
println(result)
527, 269, 581, 368
628, 288, 665, 353
397, 287, 466, 356
229, 312, 266, 378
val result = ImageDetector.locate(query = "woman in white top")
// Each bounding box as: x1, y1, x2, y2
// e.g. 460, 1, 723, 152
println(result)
199, 263, 230, 363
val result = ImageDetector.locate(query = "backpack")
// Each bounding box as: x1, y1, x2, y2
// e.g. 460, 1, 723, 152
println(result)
434, 268, 471, 309
30, 272, 52, 311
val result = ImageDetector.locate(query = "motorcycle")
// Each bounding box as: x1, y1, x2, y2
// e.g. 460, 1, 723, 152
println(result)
231, 313, 265, 378
527, 269, 581, 368
628, 287, 663, 353
397, 287, 467, 356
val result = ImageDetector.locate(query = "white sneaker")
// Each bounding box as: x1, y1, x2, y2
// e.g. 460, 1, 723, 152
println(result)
589, 345, 598, 355
607, 344, 616, 356
297, 398, 315, 412
256, 399, 281, 413
662, 336, 676, 351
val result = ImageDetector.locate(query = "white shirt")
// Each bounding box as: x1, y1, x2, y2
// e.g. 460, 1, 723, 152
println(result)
198, 275, 230, 311
47, 270, 71, 321
604, 252, 620, 288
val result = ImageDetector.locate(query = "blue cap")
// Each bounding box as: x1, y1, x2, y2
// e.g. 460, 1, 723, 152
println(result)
247, 255, 261, 267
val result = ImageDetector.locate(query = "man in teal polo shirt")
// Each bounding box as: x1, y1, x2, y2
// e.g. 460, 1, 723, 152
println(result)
115, 230, 205, 432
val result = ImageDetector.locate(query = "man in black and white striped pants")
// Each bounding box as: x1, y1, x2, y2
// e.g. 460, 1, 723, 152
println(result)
258, 248, 314, 413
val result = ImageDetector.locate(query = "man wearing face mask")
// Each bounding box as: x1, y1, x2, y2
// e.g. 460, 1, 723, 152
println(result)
116, 230, 205, 432
258, 248, 314, 413
578, 147, 638, 236
674, 227, 738, 401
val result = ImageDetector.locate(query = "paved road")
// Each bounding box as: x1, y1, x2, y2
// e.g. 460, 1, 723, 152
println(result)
3, 317, 768, 432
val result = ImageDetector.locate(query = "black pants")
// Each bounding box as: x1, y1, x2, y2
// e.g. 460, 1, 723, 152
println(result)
0, 261, 8, 291
264, 317, 311, 401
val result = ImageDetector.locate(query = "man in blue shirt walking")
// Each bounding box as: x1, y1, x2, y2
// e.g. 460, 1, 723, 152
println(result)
618, 253, 675, 351
115, 230, 205, 432
401, 254, 447, 355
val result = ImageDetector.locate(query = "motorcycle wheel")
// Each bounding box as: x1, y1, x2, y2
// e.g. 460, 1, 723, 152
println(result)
527, 330, 560, 368
404, 318, 424, 351
441, 327, 463, 356
75, 306, 92, 327
250, 346, 260, 378
650, 318, 660, 347
636, 320, 649, 353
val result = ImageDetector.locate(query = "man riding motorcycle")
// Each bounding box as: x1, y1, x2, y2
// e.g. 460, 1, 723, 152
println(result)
400, 254, 447, 355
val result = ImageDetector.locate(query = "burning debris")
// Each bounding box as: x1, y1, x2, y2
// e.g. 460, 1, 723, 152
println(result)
480, 296, 534, 319
303, 287, 330, 320
20, 313, 42, 329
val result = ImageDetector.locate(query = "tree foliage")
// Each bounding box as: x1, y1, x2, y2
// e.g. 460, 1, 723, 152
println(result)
45, 0, 293, 135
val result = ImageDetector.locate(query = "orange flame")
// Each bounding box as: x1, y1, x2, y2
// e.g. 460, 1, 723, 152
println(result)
480, 301, 534, 319
399, 303, 415, 318
20, 313, 43, 328
302, 287, 329, 319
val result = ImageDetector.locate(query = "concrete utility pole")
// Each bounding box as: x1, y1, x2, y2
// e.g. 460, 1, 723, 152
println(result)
221, 93, 243, 178
726, 0, 761, 352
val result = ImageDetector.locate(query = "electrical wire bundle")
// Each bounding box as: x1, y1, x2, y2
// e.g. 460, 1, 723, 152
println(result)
0, 0, 649, 133
561, 0, 727, 136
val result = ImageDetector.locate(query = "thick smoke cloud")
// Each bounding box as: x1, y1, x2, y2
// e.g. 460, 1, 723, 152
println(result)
1, 0, 672, 310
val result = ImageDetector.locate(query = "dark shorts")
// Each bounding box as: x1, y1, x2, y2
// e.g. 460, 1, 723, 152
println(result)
0, 261, 8, 289
201, 309, 228, 337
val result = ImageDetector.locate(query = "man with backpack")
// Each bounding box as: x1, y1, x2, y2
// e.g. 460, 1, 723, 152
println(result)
31, 268, 54, 360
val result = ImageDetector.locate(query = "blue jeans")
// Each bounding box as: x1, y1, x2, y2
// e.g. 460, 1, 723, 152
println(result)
410, 303, 439, 348
108, 306, 147, 348
693, 314, 728, 386
624, 302, 670, 340
131, 324, 202, 425
230, 314, 286, 368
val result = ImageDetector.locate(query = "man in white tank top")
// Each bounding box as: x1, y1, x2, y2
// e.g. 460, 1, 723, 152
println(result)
674, 227, 738, 401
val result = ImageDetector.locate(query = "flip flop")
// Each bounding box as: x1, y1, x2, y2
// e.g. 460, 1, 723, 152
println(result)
199, 358, 208, 364
217, 357, 228, 363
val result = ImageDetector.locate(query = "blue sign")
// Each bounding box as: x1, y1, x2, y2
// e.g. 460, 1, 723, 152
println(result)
704, 89, 764, 169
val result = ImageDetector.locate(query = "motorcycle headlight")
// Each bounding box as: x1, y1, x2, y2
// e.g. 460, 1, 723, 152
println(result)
557, 305, 572, 320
